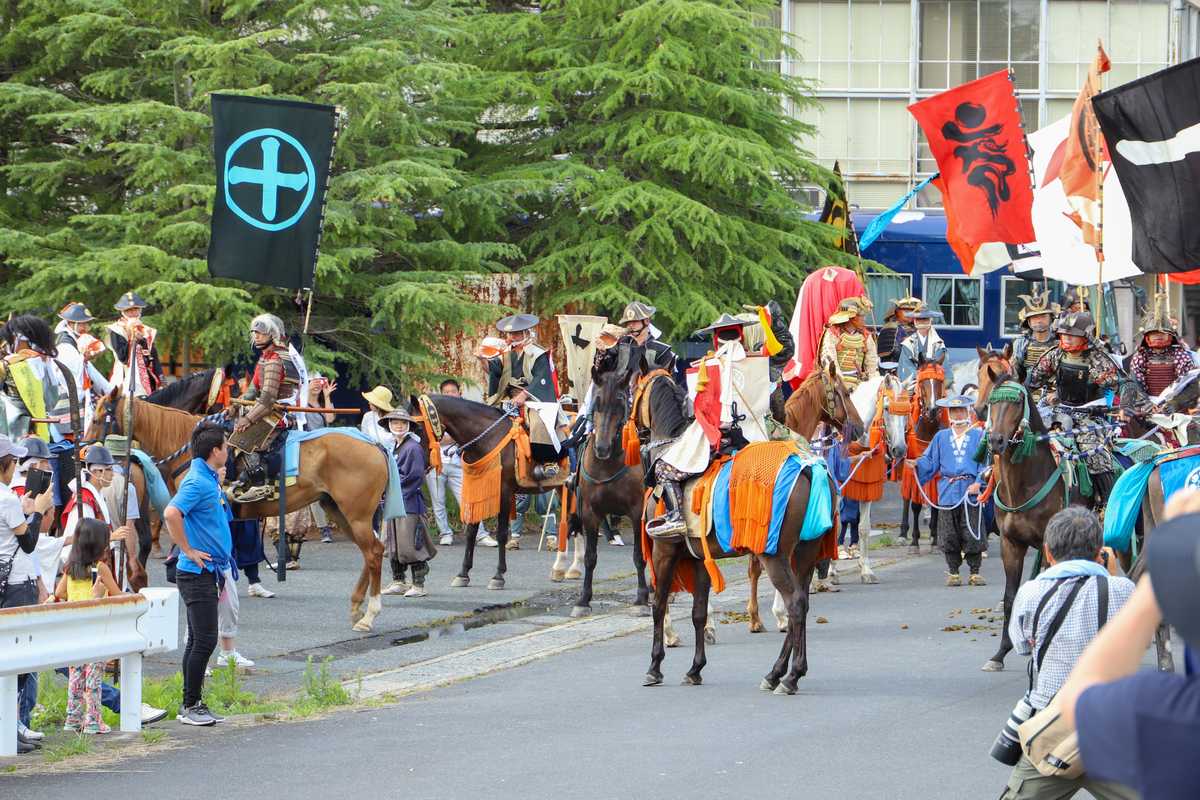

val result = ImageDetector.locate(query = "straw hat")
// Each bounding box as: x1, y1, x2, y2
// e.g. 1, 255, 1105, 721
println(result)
361, 385, 395, 412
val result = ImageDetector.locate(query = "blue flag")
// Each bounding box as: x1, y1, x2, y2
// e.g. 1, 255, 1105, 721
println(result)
859, 174, 937, 252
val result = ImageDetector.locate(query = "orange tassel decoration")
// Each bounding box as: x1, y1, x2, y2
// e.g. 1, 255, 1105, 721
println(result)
622, 418, 641, 466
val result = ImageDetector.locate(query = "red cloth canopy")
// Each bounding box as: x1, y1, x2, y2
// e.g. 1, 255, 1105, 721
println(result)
788, 266, 866, 384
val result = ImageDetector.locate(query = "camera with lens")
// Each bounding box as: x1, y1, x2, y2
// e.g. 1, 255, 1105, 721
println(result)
990, 695, 1036, 765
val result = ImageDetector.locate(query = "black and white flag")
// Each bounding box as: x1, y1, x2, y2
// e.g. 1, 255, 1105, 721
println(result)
1093, 58, 1200, 273
208, 94, 338, 290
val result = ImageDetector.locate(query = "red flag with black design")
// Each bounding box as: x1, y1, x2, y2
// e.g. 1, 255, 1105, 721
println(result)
909, 70, 1036, 272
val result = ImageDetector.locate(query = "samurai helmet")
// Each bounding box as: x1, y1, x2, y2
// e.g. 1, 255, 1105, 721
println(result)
58, 302, 95, 323
114, 291, 148, 312
1061, 287, 1090, 312
1138, 292, 1178, 343
1017, 291, 1060, 328
249, 313, 287, 346
886, 296, 923, 320
1057, 311, 1095, 340
618, 301, 656, 326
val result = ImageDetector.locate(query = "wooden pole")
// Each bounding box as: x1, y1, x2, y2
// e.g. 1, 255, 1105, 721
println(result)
1092, 63, 1105, 339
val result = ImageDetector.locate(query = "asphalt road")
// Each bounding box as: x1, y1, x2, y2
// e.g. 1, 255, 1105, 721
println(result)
7, 535, 1051, 799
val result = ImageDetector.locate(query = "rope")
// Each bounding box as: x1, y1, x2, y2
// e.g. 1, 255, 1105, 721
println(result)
153, 412, 224, 466
445, 406, 519, 458
908, 472, 989, 541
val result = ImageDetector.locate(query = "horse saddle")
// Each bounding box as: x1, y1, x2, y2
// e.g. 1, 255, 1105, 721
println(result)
228, 408, 284, 454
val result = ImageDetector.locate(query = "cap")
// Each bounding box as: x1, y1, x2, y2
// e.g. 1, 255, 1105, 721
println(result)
1146, 512, 1200, 648
0, 435, 30, 460
913, 309, 938, 321
935, 395, 974, 410
361, 386, 395, 412
114, 291, 148, 311
17, 436, 50, 461
58, 302, 95, 323
84, 445, 115, 467
496, 314, 539, 334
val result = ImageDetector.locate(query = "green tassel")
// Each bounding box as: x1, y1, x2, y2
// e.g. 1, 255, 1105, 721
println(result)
1011, 429, 1036, 464
973, 435, 990, 464
1076, 462, 1093, 497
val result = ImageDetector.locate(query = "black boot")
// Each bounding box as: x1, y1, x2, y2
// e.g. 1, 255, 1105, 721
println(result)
230, 454, 274, 503
647, 480, 688, 541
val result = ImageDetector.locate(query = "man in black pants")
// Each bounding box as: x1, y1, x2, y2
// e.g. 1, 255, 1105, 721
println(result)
163, 423, 233, 727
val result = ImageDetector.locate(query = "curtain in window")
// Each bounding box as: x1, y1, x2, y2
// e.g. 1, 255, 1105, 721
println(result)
926, 277, 952, 323
954, 278, 981, 326
866, 275, 909, 322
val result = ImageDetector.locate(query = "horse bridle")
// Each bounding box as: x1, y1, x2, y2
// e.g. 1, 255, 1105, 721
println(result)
817, 369, 851, 428
985, 380, 1033, 450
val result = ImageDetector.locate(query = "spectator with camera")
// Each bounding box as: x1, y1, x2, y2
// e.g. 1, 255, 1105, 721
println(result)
994, 506, 1136, 800
1057, 490, 1200, 799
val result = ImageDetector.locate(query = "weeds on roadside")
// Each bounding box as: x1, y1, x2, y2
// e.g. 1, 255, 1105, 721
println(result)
293, 657, 350, 717
870, 535, 895, 550
41, 735, 92, 764
205, 662, 284, 716
141, 729, 167, 745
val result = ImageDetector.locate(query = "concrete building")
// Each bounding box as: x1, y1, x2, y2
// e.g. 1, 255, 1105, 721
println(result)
770, 0, 1200, 348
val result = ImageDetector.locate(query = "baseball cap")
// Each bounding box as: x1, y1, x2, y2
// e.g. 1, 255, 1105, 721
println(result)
0, 435, 29, 460
1146, 511, 1200, 648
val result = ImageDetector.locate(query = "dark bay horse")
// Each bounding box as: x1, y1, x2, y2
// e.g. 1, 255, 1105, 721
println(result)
90, 387, 389, 631
569, 348, 650, 618
638, 354, 839, 694
974, 357, 1082, 672
418, 394, 566, 591
145, 368, 230, 415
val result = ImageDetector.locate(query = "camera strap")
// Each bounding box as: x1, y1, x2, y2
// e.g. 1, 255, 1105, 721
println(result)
1026, 577, 1089, 693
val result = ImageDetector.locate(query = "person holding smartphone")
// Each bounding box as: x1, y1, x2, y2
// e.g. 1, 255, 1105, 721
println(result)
0, 435, 55, 753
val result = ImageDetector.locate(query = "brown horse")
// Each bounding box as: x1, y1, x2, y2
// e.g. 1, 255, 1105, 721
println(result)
637, 354, 841, 693
418, 393, 568, 590
974, 353, 1081, 671
89, 387, 389, 631
569, 349, 650, 618
899, 356, 946, 549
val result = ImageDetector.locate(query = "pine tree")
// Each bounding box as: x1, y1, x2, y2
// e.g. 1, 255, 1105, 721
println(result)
454, 0, 852, 339
0, 0, 513, 383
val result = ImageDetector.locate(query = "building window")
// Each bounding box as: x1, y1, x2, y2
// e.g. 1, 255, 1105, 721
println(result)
1001, 277, 1065, 337
790, 0, 913, 91
1047, 0, 1169, 93
924, 274, 983, 328
865, 272, 913, 322
918, 0, 1040, 91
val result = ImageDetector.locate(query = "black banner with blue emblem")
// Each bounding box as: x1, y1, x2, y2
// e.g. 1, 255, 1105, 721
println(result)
208, 94, 337, 290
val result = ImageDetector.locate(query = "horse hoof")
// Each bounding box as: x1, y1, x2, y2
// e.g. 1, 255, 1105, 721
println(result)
760, 677, 779, 692
643, 673, 663, 687
682, 674, 702, 686
570, 605, 591, 618
550, 569, 565, 582
450, 576, 470, 588
564, 569, 583, 580
774, 682, 797, 696
352, 620, 372, 633
981, 660, 1005, 672
860, 571, 879, 585
487, 578, 505, 590
749, 621, 765, 633
665, 635, 681, 648
704, 628, 717, 645
632, 604, 652, 617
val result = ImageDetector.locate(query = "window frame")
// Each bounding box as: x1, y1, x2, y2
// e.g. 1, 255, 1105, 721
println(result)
864, 271, 913, 324
922, 272, 985, 330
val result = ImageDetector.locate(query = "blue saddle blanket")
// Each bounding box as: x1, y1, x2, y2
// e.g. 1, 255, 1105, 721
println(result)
1105, 446, 1200, 552
710, 452, 833, 556
131, 448, 171, 516
283, 428, 406, 521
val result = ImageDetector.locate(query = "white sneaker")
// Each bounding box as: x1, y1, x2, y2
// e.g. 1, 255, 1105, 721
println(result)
609, 534, 625, 547
216, 650, 255, 668
439, 533, 454, 546
247, 582, 275, 598
477, 534, 499, 548
382, 580, 409, 595
141, 703, 168, 725
17, 722, 43, 741
403, 585, 427, 598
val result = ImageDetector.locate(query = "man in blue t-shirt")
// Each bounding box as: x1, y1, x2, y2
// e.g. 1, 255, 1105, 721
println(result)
163, 422, 233, 728
1059, 493, 1200, 800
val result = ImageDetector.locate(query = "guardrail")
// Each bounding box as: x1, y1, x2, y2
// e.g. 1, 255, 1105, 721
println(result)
0, 588, 178, 756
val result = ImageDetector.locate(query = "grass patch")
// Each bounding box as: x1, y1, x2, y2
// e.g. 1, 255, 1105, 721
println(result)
141, 729, 167, 745
292, 657, 351, 718
870, 535, 895, 550
42, 735, 92, 764
205, 662, 285, 717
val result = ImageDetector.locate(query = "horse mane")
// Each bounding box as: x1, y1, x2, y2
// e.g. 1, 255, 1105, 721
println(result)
430, 393, 503, 421
145, 368, 215, 409
645, 375, 687, 439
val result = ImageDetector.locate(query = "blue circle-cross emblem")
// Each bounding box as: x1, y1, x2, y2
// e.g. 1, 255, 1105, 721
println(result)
223, 128, 316, 232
